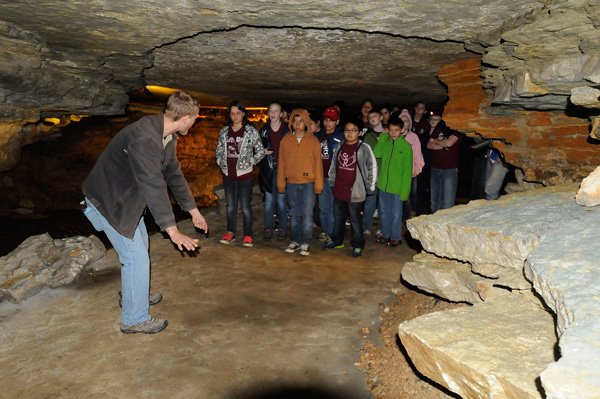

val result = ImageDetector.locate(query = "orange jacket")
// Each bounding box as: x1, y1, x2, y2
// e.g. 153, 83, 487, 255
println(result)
277, 132, 323, 194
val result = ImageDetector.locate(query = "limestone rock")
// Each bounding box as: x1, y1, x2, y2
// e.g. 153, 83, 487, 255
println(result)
524, 207, 600, 398
406, 183, 580, 270
477, 4, 600, 110
406, 183, 600, 399
402, 253, 486, 304
398, 294, 556, 399
48, 235, 106, 287
571, 86, 600, 108
575, 166, 600, 207
0, 233, 105, 302
470, 261, 531, 290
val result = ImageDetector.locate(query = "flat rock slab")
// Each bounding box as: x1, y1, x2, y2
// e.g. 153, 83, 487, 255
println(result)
406, 183, 600, 398
525, 206, 600, 398
407, 183, 580, 270
402, 253, 487, 304
398, 294, 556, 399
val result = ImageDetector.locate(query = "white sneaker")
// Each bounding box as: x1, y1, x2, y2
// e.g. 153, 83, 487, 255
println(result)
373, 210, 379, 219
299, 244, 310, 256
285, 242, 300, 253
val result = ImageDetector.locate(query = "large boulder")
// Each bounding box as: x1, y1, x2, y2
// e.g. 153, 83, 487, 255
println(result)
0, 233, 105, 302
401, 183, 600, 398
398, 294, 556, 399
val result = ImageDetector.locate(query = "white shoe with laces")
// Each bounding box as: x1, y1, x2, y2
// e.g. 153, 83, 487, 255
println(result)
299, 244, 310, 256
285, 242, 300, 253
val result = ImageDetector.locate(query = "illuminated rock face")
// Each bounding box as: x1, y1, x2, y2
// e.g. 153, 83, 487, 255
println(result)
0, 1, 598, 176
439, 57, 600, 185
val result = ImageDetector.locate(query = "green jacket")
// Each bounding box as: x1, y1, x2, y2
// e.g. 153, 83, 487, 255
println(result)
373, 133, 413, 200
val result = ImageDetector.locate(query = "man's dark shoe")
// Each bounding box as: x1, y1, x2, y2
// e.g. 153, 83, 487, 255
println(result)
119, 292, 163, 308
120, 317, 168, 334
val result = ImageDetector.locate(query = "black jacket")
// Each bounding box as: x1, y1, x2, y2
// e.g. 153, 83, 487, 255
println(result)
82, 114, 196, 238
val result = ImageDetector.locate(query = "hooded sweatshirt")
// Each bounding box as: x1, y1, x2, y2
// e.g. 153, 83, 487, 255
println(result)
277, 109, 324, 194
400, 109, 425, 177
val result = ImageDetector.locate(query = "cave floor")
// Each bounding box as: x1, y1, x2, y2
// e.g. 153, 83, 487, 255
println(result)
0, 205, 420, 399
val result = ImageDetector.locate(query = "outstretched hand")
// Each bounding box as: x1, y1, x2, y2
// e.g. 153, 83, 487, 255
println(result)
189, 208, 208, 232
165, 227, 199, 251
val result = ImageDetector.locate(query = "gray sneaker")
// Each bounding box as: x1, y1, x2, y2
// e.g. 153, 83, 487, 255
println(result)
120, 316, 168, 334
119, 292, 163, 308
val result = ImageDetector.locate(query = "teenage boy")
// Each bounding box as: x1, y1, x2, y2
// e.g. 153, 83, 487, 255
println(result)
362, 108, 385, 237
373, 116, 412, 247
82, 92, 208, 334
324, 118, 377, 257
316, 105, 344, 242
277, 109, 323, 256
258, 103, 289, 241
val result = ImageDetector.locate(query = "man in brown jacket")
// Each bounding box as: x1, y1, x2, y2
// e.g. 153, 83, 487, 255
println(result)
277, 108, 323, 256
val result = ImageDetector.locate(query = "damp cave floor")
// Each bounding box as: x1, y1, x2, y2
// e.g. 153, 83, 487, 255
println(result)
0, 206, 419, 399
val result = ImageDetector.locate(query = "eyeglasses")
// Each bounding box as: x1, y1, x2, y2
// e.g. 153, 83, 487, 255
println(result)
344, 129, 360, 133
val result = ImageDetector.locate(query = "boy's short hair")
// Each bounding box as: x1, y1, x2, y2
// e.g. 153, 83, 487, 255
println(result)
344, 117, 363, 131
379, 103, 393, 112
387, 115, 404, 129
164, 92, 199, 121
368, 108, 382, 116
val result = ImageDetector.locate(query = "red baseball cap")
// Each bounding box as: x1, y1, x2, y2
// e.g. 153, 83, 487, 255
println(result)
322, 106, 340, 121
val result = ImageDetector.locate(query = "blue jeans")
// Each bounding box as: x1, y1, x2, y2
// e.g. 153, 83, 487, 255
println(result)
264, 171, 287, 234
430, 167, 458, 213
362, 188, 379, 232
378, 190, 403, 241
83, 199, 150, 326
286, 183, 315, 246
223, 177, 253, 236
485, 160, 508, 200
317, 178, 334, 236
332, 199, 365, 249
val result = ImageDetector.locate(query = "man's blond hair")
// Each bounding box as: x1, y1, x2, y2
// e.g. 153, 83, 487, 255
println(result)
164, 92, 199, 121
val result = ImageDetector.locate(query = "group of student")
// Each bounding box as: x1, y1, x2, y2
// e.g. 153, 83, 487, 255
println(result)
215, 99, 462, 258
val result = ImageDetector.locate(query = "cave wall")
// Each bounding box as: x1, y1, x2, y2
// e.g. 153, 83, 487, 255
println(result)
439, 57, 599, 185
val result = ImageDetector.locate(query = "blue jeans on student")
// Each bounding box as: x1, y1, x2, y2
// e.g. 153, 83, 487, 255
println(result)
430, 167, 458, 213
83, 198, 150, 326
223, 177, 253, 236
378, 191, 403, 241
362, 188, 379, 232
286, 182, 315, 246
318, 178, 334, 236
332, 199, 365, 249
264, 171, 287, 235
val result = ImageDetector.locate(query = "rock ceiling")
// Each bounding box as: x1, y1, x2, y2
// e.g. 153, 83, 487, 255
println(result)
5, 0, 598, 120
0, 1, 598, 173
